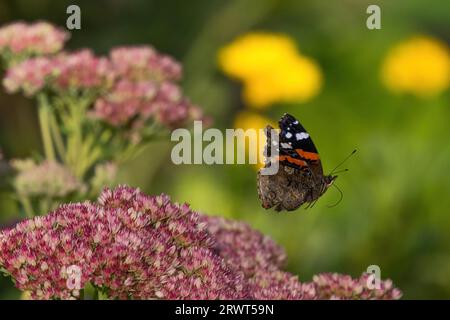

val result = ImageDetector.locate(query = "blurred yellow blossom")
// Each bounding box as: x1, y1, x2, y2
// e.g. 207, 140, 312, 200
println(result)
218, 32, 299, 80
381, 36, 450, 97
243, 55, 322, 108
233, 111, 276, 169
219, 32, 323, 108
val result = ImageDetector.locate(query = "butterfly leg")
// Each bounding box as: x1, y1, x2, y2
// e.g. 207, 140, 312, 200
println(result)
309, 197, 320, 209
304, 186, 317, 210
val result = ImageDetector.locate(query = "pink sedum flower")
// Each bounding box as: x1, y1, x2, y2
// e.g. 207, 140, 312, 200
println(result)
93, 46, 203, 130
0, 186, 247, 299
311, 272, 403, 300
0, 186, 402, 300
3, 49, 114, 96
153, 82, 202, 128
0, 203, 99, 299
93, 80, 158, 126
93, 76, 202, 130
110, 46, 182, 82
249, 269, 317, 300
11, 160, 84, 198
52, 49, 114, 91
204, 216, 287, 276
0, 21, 69, 56
3, 56, 55, 96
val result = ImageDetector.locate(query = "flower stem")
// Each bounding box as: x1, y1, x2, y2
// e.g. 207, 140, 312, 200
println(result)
37, 94, 56, 161
64, 95, 93, 178
18, 194, 35, 218
49, 112, 66, 162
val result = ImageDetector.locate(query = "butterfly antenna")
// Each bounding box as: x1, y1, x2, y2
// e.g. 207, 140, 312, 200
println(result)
329, 149, 357, 176
331, 168, 349, 175
327, 183, 343, 208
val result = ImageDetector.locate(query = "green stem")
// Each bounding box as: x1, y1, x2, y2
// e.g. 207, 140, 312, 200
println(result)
98, 289, 108, 300
64, 95, 93, 179
39, 197, 52, 216
37, 94, 56, 161
93, 288, 99, 300
49, 112, 66, 162
18, 194, 35, 218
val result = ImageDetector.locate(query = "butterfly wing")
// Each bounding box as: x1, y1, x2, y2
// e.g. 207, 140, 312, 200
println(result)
277, 113, 324, 176
258, 113, 333, 211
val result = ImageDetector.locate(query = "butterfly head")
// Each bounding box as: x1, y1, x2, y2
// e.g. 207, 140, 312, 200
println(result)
322, 175, 337, 194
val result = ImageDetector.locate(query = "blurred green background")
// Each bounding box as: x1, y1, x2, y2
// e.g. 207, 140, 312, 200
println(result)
1, 0, 450, 299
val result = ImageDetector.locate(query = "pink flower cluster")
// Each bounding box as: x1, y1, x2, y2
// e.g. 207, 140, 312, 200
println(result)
0, 186, 402, 300
205, 216, 401, 300
52, 50, 113, 91
12, 160, 84, 198
93, 46, 202, 129
3, 57, 56, 96
312, 273, 402, 300
92, 80, 157, 126
0, 21, 68, 56
204, 216, 313, 299
205, 216, 287, 276
3, 50, 113, 96
1, 28, 204, 128
110, 46, 181, 82
0, 186, 246, 299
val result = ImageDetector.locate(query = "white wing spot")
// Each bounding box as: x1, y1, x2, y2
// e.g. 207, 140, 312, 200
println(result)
280, 142, 292, 149
293, 120, 299, 125
285, 132, 293, 139
295, 132, 309, 140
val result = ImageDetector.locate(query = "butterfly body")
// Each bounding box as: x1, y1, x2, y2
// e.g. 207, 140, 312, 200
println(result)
257, 113, 336, 212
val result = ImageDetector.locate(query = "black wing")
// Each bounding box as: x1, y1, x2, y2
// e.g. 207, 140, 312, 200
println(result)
278, 113, 318, 153
273, 113, 322, 171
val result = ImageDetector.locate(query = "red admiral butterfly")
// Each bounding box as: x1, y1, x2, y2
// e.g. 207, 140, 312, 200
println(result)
257, 113, 352, 212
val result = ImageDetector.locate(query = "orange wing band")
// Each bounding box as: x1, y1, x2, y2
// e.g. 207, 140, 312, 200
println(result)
278, 155, 307, 167
295, 149, 320, 161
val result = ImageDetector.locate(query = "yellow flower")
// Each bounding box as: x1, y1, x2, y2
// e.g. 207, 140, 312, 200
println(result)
218, 32, 323, 108
218, 32, 299, 81
243, 55, 322, 108
233, 111, 276, 169
381, 36, 450, 97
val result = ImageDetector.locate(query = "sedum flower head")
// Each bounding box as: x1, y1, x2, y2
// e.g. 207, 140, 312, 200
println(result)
0, 186, 247, 299
51, 49, 114, 91
249, 269, 316, 300
218, 32, 322, 108
381, 35, 450, 97
92, 79, 157, 126
93, 47, 203, 130
11, 160, 84, 198
0, 21, 68, 58
204, 216, 315, 300
312, 273, 403, 300
0, 186, 402, 300
3, 56, 56, 96
205, 216, 287, 276
110, 46, 182, 82
3, 49, 114, 96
